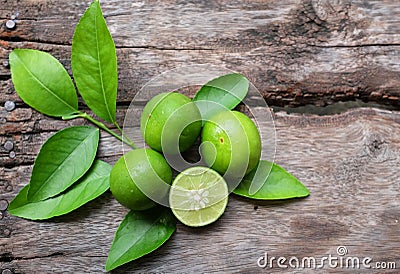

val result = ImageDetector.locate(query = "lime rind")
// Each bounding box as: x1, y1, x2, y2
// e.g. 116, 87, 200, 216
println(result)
169, 167, 229, 227
141, 92, 202, 154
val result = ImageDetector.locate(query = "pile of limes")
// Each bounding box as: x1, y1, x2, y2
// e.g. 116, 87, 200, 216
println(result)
110, 91, 261, 227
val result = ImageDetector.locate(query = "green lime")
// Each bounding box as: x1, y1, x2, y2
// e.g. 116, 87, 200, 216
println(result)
140, 92, 202, 154
110, 148, 172, 210
169, 166, 228, 227
201, 110, 261, 177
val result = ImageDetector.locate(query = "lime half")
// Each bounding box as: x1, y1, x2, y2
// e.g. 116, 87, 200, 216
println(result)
169, 166, 229, 227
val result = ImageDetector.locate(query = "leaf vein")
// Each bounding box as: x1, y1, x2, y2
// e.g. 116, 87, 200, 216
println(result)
94, 7, 113, 122
30, 128, 98, 200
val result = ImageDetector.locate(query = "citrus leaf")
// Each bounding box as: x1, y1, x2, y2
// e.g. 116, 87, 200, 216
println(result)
233, 160, 310, 200
9, 160, 111, 220
193, 73, 249, 120
71, 0, 117, 123
27, 126, 99, 202
9, 49, 78, 117
106, 207, 176, 271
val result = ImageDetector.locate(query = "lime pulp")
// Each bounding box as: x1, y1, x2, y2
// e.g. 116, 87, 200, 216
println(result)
169, 166, 229, 227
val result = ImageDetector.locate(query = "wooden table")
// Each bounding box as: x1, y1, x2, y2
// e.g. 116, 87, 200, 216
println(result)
1, 0, 399, 273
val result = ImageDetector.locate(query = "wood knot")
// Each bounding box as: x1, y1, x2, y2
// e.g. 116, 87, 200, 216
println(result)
363, 133, 388, 161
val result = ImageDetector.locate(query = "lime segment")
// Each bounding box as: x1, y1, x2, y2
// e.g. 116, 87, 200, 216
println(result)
169, 166, 228, 227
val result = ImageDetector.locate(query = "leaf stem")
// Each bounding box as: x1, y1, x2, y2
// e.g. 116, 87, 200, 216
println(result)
78, 112, 136, 149
114, 122, 136, 148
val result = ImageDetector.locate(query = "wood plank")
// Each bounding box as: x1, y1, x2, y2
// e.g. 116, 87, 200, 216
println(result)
1, 108, 399, 273
1, 0, 400, 272
1, 0, 400, 108
1, 0, 400, 47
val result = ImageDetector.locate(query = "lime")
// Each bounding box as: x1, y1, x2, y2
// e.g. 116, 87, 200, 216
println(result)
140, 92, 202, 154
201, 110, 261, 177
169, 166, 228, 227
110, 148, 172, 210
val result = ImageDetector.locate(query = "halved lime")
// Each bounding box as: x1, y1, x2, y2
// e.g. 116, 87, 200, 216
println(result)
169, 166, 229, 227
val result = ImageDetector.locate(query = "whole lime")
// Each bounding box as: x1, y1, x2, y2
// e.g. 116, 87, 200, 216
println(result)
140, 92, 202, 154
110, 148, 172, 210
201, 110, 261, 177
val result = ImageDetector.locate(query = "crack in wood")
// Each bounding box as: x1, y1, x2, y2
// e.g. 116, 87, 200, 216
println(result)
0, 36, 70, 47
0, 252, 65, 262
0, 251, 109, 263
313, 43, 400, 48
1, 38, 399, 52
116, 45, 215, 51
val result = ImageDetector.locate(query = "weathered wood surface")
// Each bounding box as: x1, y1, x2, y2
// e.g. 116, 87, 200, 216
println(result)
1, 0, 400, 107
1, 108, 400, 273
1, 0, 400, 273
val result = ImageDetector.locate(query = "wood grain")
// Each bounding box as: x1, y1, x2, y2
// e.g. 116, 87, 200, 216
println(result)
1, 0, 400, 273
0, 0, 400, 108
1, 108, 400, 273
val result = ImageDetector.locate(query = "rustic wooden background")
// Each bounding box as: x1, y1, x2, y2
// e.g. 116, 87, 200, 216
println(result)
1, 0, 400, 273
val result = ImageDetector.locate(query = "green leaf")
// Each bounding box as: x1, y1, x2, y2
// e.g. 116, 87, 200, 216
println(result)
71, 0, 117, 123
193, 73, 249, 120
106, 207, 176, 271
27, 126, 99, 202
9, 49, 78, 117
8, 160, 111, 220
233, 160, 310, 200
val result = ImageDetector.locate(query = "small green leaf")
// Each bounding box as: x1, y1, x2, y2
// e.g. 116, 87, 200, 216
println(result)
8, 160, 111, 220
9, 49, 78, 117
193, 73, 249, 120
233, 160, 310, 200
72, 0, 117, 123
27, 126, 99, 202
106, 207, 176, 271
